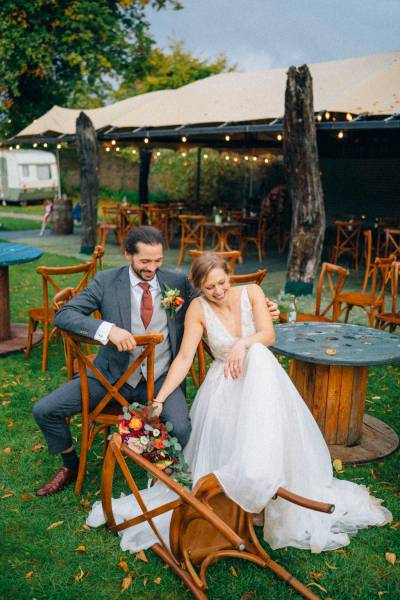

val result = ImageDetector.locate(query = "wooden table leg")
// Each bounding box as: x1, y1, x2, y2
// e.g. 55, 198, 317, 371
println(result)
0, 266, 11, 341
289, 359, 399, 464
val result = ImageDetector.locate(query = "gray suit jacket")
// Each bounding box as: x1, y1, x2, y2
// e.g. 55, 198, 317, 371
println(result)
54, 266, 194, 385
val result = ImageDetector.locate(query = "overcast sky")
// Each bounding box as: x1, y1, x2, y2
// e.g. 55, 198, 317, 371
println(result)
146, 0, 400, 71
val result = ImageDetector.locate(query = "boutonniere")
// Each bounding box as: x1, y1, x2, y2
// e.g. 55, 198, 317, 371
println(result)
161, 285, 185, 318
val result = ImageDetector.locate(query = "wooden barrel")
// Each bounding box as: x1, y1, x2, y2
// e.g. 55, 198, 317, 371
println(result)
51, 198, 73, 234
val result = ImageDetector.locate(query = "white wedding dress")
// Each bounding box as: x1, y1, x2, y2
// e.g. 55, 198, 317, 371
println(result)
87, 287, 392, 553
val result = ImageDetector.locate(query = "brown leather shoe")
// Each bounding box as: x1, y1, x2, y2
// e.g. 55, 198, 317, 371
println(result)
36, 466, 78, 497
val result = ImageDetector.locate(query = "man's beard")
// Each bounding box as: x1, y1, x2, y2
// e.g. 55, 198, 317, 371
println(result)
132, 265, 157, 281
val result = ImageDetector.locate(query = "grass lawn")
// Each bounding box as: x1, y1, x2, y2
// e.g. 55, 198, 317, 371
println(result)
0, 249, 399, 600
0, 217, 41, 231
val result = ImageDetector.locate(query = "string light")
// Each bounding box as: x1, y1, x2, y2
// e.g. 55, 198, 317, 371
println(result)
116, 147, 120, 151
7, 118, 12, 124
233, 157, 238, 162
264, 158, 269, 164
183, 161, 188, 166
204, 154, 208, 159
33, 143, 38, 148
43, 143, 48, 148
56, 143, 62, 149
156, 151, 161, 157
144, 137, 149, 144
225, 135, 230, 142
16, 144, 20, 150
252, 156, 257, 161
225, 155, 230, 161
316, 114, 322, 122
131, 149, 137, 154
9, 146, 13, 150
277, 134, 283, 141
181, 136, 187, 143
325, 111, 331, 120
346, 113, 353, 121
105, 147, 110, 152
111, 139, 116, 145
337, 131, 344, 139
244, 155, 249, 161
181, 152, 187, 157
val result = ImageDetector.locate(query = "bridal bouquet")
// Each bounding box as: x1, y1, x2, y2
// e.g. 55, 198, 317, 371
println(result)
118, 402, 192, 487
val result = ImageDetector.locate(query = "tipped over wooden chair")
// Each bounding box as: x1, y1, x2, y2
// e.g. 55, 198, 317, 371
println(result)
178, 216, 207, 264
62, 331, 163, 494
375, 261, 400, 332
25, 262, 95, 371
295, 262, 349, 322
333, 256, 394, 326
101, 432, 334, 600
188, 249, 241, 273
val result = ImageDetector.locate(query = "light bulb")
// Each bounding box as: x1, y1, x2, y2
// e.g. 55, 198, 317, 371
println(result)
325, 111, 331, 120
105, 147, 110, 152
277, 134, 283, 141
244, 155, 249, 161
131, 149, 137, 154
181, 152, 186, 157
233, 157, 238, 162
264, 158, 269, 163
181, 136, 187, 143
225, 155, 230, 160
111, 139, 116, 145
43, 143, 48, 148
346, 113, 353, 121
338, 131, 344, 139
16, 144, 20, 149
316, 114, 322, 122
225, 135, 230, 142
144, 137, 149, 144
253, 156, 257, 161
9, 146, 13, 150
156, 151, 161, 157
204, 154, 208, 159
33, 143, 38, 148
57, 143, 61, 149
116, 147, 120, 151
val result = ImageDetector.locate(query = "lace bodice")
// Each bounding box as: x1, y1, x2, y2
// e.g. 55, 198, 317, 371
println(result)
199, 286, 256, 361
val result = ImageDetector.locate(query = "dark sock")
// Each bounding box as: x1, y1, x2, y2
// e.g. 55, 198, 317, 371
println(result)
61, 449, 79, 470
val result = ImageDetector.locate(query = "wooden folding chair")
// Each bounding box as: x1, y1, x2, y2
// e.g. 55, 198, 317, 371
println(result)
240, 215, 267, 262
333, 256, 394, 326
178, 216, 207, 264
24, 262, 95, 371
119, 206, 143, 249
97, 204, 123, 247
229, 269, 268, 286
146, 206, 170, 249
188, 249, 241, 273
62, 331, 163, 494
331, 220, 362, 271
384, 228, 400, 258
375, 261, 400, 332
91, 244, 105, 275
102, 432, 334, 600
295, 262, 349, 323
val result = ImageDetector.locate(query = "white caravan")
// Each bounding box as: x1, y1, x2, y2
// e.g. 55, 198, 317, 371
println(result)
0, 149, 59, 205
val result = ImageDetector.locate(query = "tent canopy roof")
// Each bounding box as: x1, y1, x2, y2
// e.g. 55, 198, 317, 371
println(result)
16, 51, 400, 139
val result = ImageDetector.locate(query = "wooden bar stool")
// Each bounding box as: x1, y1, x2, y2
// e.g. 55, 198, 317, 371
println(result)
178, 215, 207, 264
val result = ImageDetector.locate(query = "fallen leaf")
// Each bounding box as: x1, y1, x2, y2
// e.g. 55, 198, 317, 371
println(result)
74, 567, 88, 583
378, 593, 388, 598
385, 552, 396, 565
143, 577, 148, 586
309, 572, 323, 579
121, 574, 132, 592
241, 593, 255, 600
136, 550, 148, 563
25, 571, 34, 578
82, 524, 90, 530
306, 582, 327, 593
75, 545, 87, 552
21, 494, 33, 501
324, 561, 338, 570
230, 565, 238, 577
80, 498, 90, 508
47, 520, 64, 530
389, 521, 400, 529
333, 459, 344, 473
7, 420, 14, 428
153, 577, 161, 585
0, 492, 14, 499
118, 560, 129, 572
2, 400, 10, 405
3, 447, 11, 454
371, 395, 381, 400
31, 443, 44, 452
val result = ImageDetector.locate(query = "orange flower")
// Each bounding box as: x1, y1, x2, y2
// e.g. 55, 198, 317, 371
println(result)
174, 296, 184, 306
153, 438, 165, 449
129, 417, 143, 431
118, 423, 130, 435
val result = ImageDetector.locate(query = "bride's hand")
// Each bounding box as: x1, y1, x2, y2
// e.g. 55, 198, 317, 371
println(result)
152, 400, 163, 417
224, 340, 247, 379
266, 297, 280, 321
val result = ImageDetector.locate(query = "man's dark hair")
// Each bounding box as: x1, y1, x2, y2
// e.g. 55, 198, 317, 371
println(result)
125, 225, 164, 254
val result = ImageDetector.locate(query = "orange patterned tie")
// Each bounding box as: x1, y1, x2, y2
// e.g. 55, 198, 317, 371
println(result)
138, 282, 153, 329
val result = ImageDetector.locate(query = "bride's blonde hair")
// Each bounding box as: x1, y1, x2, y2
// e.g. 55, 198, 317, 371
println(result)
190, 252, 230, 290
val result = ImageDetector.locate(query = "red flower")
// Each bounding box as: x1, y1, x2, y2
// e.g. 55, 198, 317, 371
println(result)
154, 438, 165, 450
174, 296, 184, 306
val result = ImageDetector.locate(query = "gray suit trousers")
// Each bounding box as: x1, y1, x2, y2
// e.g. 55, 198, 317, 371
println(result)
32, 373, 191, 454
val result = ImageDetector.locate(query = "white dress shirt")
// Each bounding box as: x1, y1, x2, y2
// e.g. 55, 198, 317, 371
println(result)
94, 267, 160, 344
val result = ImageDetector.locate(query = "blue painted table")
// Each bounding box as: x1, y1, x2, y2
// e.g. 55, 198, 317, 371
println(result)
0, 243, 43, 354
272, 322, 400, 464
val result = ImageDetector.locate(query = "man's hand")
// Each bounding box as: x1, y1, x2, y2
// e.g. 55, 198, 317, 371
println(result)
266, 297, 280, 321
108, 326, 137, 352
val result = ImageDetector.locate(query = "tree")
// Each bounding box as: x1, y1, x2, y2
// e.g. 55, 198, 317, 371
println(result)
113, 39, 235, 100
0, 0, 181, 138
283, 65, 325, 296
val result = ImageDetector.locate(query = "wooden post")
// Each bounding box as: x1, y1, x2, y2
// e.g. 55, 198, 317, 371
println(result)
195, 147, 202, 210
283, 65, 325, 296
76, 112, 98, 254
139, 149, 152, 206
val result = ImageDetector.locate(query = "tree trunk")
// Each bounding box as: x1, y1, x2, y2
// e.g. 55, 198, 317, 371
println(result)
76, 112, 98, 254
283, 65, 325, 295
138, 149, 152, 207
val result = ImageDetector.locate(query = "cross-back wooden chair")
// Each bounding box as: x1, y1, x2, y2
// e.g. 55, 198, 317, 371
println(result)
188, 249, 241, 273
361, 230, 374, 292
295, 262, 349, 323
178, 216, 207, 264
102, 433, 334, 600
239, 214, 267, 262
331, 220, 362, 271
62, 331, 164, 494
91, 244, 105, 275
144, 206, 170, 249
375, 261, 400, 332
97, 204, 123, 247
118, 206, 143, 248
384, 228, 400, 259
24, 262, 95, 371
229, 269, 268, 286
333, 255, 395, 326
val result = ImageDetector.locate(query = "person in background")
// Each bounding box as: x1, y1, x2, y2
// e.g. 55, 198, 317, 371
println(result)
39, 199, 53, 236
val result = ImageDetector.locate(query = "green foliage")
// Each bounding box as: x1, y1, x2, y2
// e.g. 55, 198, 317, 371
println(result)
114, 39, 234, 100
0, 0, 181, 137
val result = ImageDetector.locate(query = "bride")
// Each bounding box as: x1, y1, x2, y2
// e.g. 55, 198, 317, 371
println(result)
88, 253, 392, 554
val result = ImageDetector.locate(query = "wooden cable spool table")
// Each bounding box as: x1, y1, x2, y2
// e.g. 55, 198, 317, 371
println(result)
0, 243, 43, 355
271, 322, 400, 464
204, 222, 244, 253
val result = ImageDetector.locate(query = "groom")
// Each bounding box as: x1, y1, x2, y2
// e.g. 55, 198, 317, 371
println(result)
33, 225, 279, 496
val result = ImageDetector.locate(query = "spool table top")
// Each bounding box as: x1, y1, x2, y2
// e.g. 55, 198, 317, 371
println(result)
272, 322, 400, 367
0, 243, 43, 267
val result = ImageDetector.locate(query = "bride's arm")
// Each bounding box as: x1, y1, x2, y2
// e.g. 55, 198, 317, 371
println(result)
224, 284, 275, 379
153, 299, 204, 412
